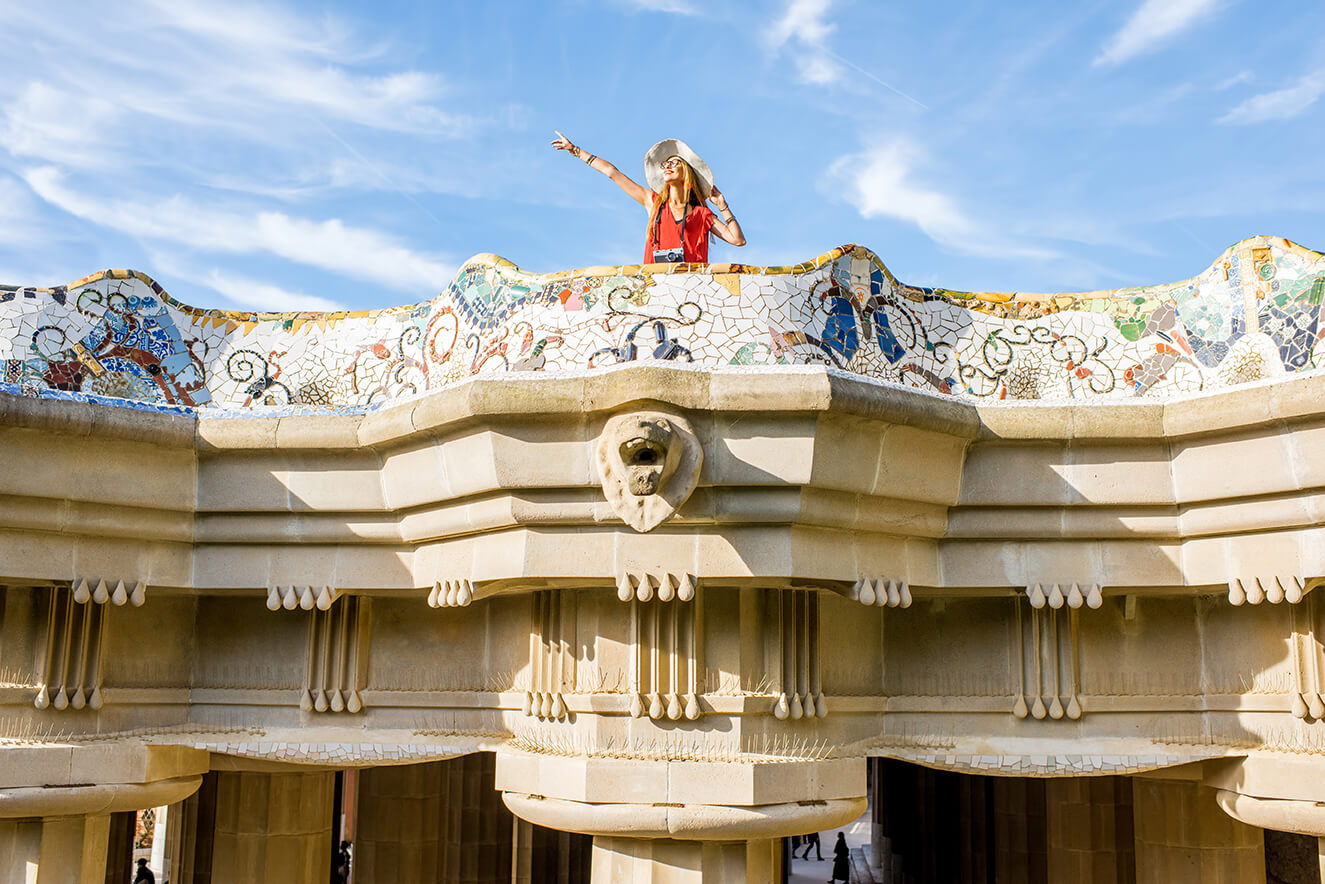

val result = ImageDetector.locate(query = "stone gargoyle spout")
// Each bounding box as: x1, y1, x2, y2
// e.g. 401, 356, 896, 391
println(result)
595, 411, 702, 532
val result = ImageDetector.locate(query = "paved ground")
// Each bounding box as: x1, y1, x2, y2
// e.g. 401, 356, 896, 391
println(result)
787, 806, 871, 883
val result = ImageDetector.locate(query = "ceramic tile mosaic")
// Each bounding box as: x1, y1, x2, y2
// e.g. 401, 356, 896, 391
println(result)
2, 236, 1322, 414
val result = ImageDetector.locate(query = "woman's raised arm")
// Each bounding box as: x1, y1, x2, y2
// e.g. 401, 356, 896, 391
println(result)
551, 131, 652, 207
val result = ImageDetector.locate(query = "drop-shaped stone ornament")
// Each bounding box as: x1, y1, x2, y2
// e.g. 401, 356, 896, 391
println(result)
1228, 580, 1246, 606
858, 579, 876, 606
1047, 584, 1065, 609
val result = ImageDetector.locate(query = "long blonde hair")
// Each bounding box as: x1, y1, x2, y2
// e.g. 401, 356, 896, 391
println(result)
648, 157, 704, 229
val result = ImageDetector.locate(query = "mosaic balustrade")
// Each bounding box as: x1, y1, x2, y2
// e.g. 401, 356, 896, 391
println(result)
1, 235, 1321, 415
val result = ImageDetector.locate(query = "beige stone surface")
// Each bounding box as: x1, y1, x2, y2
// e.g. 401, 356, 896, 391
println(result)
209, 771, 333, 884
1133, 779, 1265, 884
589, 836, 778, 883
11, 364, 1325, 879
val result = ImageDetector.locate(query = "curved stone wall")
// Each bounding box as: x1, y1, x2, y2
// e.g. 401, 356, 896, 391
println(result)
1, 235, 1321, 413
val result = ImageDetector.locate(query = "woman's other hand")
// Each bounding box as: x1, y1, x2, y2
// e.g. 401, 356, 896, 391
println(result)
551, 131, 575, 152
707, 185, 728, 211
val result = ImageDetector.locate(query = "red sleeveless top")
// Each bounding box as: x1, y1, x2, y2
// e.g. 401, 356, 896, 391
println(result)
644, 203, 714, 264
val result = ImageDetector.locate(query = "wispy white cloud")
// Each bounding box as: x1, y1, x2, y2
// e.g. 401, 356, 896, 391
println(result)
24, 167, 454, 294
825, 140, 1055, 260
203, 269, 346, 312
1213, 70, 1254, 91
765, 0, 843, 85
1095, 0, 1221, 66
613, 0, 701, 14
1106, 81, 1194, 124
0, 1, 468, 178
1217, 71, 1325, 124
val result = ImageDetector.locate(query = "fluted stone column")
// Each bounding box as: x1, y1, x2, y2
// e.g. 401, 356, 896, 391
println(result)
590, 837, 777, 883
0, 814, 110, 883
355, 754, 513, 883
207, 770, 335, 883
1133, 778, 1264, 884
511, 818, 591, 884
1045, 777, 1135, 883
992, 777, 1048, 884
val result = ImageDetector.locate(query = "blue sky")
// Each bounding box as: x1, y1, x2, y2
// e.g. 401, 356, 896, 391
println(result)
1, 0, 1322, 312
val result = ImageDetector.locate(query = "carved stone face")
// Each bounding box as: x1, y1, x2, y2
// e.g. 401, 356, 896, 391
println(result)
596, 412, 702, 533
619, 418, 673, 496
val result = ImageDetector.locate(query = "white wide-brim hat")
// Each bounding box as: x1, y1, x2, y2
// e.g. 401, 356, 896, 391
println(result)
644, 139, 713, 199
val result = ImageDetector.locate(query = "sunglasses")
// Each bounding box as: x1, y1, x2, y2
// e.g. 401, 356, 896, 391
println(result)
662, 157, 685, 169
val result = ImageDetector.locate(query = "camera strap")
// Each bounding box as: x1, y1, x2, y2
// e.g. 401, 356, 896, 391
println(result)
652, 200, 689, 258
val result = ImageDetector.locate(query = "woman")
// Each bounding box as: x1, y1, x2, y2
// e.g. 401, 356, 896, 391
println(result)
829, 831, 850, 883
551, 132, 746, 264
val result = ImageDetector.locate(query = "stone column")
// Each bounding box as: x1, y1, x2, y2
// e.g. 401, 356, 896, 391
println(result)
355, 754, 514, 883
498, 754, 864, 884
0, 814, 110, 883
1044, 776, 1135, 883
511, 818, 591, 884
1133, 778, 1264, 884
207, 770, 335, 884
590, 837, 777, 883
991, 777, 1048, 884
106, 810, 137, 884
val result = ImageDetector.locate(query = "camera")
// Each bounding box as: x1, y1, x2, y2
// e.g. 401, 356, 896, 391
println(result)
652, 247, 684, 264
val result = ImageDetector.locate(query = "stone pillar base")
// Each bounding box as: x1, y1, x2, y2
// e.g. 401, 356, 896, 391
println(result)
0, 814, 110, 883
590, 836, 778, 883
208, 770, 334, 884
1134, 778, 1265, 884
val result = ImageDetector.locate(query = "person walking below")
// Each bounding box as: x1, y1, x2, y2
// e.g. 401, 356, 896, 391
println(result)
133, 858, 155, 884
829, 831, 850, 883
796, 830, 823, 860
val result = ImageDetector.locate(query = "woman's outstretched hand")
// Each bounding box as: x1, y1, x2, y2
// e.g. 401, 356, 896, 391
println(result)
550, 131, 575, 152
707, 185, 729, 211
